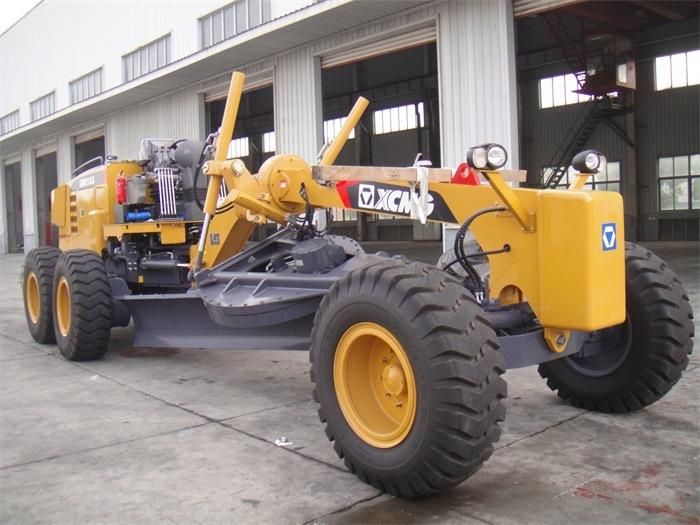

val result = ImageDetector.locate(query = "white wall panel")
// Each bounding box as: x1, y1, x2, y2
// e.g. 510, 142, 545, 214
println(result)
437, 0, 519, 169
106, 87, 203, 160
273, 51, 322, 163
20, 148, 38, 252
0, 0, 230, 121
0, 162, 7, 253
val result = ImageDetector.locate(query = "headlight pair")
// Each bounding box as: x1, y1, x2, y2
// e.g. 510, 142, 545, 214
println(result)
466, 144, 508, 170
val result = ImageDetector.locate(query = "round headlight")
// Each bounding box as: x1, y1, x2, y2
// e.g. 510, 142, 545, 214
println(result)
467, 147, 488, 170
486, 144, 508, 169
585, 152, 600, 171
572, 149, 604, 173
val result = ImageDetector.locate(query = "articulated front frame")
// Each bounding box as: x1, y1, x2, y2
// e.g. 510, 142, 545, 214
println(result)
197, 72, 626, 344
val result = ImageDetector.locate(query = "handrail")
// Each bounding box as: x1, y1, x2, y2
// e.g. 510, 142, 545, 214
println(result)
72, 156, 104, 177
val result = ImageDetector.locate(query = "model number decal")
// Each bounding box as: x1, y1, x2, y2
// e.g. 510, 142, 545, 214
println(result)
77, 175, 95, 189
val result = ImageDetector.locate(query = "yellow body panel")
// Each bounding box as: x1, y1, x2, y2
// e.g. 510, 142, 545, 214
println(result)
536, 189, 625, 330
53, 161, 143, 253
102, 222, 187, 245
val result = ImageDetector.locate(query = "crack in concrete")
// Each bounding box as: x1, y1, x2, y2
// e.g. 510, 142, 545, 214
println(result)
433, 501, 496, 525
218, 419, 349, 474
0, 332, 54, 354
0, 422, 211, 471
496, 410, 588, 450
69, 357, 353, 476
301, 493, 384, 525
0, 353, 52, 362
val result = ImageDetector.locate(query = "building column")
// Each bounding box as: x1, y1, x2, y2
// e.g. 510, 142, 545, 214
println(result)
57, 133, 75, 185
437, 0, 520, 251
0, 161, 7, 254
21, 147, 39, 252
273, 51, 323, 164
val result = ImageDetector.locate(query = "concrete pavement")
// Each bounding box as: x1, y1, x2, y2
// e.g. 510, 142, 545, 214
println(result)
0, 241, 698, 524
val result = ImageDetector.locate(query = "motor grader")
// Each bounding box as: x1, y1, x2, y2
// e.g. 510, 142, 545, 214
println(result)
22, 72, 693, 498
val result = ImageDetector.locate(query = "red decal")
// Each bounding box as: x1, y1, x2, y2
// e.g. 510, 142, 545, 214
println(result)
336, 180, 356, 208
452, 163, 481, 185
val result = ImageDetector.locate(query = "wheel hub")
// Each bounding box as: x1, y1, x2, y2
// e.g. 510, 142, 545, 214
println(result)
333, 322, 417, 448
381, 363, 406, 396
56, 276, 72, 338
25, 272, 40, 324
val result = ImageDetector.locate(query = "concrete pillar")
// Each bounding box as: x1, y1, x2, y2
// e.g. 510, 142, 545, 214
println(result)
438, 0, 519, 251
57, 133, 75, 184
273, 51, 323, 164
21, 147, 38, 252
0, 161, 7, 254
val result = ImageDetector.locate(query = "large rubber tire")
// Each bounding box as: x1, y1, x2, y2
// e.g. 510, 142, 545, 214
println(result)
23, 246, 61, 344
539, 242, 694, 412
52, 250, 113, 361
310, 259, 507, 498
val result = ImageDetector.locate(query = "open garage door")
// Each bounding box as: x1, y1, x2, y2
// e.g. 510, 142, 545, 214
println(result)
4, 161, 23, 253
74, 128, 105, 173
35, 149, 58, 247
205, 79, 275, 240
320, 26, 441, 242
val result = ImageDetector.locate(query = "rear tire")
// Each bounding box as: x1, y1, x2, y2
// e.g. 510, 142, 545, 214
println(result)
539, 242, 694, 412
53, 250, 113, 361
310, 259, 507, 497
23, 247, 61, 344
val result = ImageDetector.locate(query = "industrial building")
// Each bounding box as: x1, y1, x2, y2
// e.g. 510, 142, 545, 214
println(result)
0, 0, 698, 253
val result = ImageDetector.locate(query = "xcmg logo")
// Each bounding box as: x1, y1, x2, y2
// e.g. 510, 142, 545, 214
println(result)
357, 183, 434, 217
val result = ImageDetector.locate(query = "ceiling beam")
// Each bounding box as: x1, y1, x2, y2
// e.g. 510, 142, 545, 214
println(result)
633, 1, 685, 21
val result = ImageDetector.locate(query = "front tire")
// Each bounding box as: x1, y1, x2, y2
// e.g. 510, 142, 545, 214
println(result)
539, 242, 694, 412
23, 247, 61, 344
310, 259, 507, 497
53, 250, 113, 361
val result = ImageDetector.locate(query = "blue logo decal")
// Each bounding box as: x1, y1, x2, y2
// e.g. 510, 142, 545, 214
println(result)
602, 223, 617, 251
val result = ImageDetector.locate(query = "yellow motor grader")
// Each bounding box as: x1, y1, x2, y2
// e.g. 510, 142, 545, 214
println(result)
22, 72, 693, 497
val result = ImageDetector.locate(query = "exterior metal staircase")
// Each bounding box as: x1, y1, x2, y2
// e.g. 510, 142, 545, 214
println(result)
543, 13, 587, 88
541, 97, 628, 188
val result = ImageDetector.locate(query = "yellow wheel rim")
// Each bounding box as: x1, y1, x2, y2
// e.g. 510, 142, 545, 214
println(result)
56, 276, 72, 337
333, 322, 417, 448
25, 272, 41, 324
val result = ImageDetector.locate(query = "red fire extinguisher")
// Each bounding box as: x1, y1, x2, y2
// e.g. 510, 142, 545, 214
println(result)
116, 172, 127, 204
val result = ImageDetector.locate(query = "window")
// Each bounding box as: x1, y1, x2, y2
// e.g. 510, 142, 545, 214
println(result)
199, 0, 277, 49
539, 73, 592, 108
30, 92, 56, 121
323, 117, 355, 143
70, 68, 103, 104
544, 160, 621, 191
0, 110, 20, 135
373, 103, 424, 135
658, 154, 700, 210
655, 50, 700, 91
123, 34, 171, 82
228, 137, 249, 158
262, 131, 276, 153
331, 208, 358, 222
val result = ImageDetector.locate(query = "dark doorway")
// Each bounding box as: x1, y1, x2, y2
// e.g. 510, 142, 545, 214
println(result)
36, 152, 58, 246
4, 162, 24, 252
205, 85, 275, 174
74, 136, 105, 172
321, 42, 441, 241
